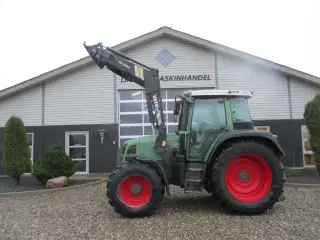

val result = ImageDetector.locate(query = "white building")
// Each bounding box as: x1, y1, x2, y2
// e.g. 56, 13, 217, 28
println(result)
0, 26, 319, 174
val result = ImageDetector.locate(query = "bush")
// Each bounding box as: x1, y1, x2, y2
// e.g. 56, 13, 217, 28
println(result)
32, 145, 76, 185
303, 94, 320, 174
284, 168, 301, 177
2, 116, 31, 184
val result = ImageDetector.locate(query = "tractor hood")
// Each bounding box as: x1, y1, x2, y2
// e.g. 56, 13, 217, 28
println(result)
122, 133, 179, 162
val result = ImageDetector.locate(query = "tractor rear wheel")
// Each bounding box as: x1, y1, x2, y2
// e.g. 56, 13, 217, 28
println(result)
211, 140, 285, 215
107, 161, 165, 217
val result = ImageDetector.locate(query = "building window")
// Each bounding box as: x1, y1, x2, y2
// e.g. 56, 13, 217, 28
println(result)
26, 133, 34, 173
118, 88, 210, 147
301, 125, 314, 166
155, 49, 175, 68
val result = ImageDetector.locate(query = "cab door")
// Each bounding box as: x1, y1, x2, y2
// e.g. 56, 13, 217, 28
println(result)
187, 97, 227, 161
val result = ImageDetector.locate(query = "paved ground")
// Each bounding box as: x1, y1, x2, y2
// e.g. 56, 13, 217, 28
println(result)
0, 183, 320, 240
286, 167, 320, 184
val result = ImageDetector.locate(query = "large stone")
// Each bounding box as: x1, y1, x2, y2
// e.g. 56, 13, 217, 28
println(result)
46, 176, 68, 188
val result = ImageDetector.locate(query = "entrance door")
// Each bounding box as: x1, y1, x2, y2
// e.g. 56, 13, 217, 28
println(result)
188, 98, 227, 160
65, 131, 89, 174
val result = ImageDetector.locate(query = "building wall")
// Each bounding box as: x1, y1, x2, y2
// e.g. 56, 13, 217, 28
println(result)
1, 35, 320, 173
253, 119, 305, 167
0, 86, 42, 127
0, 63, 117, 128
115, 36, 217, 146
217, 53, 290, 120
44, 64, 115, 125
290, 77, 320, 119
0, 124, 119, 175
0, 64, 118, 175
117, 36, 216, 90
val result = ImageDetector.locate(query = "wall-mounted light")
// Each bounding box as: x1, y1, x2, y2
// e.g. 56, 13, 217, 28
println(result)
98, 129, 107, 144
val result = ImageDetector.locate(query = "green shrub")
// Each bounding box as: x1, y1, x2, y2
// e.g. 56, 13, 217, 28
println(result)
32, 145, 76, 185
303, 94, 320, 174
284, 168, 301, 177
2, 116, 31, 184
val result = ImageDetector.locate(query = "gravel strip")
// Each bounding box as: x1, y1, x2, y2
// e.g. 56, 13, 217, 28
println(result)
0, 176, 99, 193
0, 183, 320, 240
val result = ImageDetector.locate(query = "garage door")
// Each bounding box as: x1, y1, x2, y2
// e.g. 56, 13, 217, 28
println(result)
118, 88, 207, 147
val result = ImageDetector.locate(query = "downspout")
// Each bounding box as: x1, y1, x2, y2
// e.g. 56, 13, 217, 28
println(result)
113, 73, 118, 123
41, 83, 45, 126
287, 76, 293, 119
287, 75, 295, 167
113, 73, 121, 166
41, 83, 45, 157
214, 52, 219, 89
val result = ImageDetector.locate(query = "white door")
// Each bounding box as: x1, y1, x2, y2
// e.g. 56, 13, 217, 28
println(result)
65, 131, 89, 174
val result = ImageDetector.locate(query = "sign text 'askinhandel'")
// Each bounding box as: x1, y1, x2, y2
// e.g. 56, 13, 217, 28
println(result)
120, 74, 212, 82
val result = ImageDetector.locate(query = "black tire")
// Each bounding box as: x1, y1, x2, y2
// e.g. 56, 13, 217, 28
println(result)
107, 161, 165, 218
211, 140, 285, 215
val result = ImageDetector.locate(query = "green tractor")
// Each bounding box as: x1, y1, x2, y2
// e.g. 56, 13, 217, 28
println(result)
84, 42, 286, 218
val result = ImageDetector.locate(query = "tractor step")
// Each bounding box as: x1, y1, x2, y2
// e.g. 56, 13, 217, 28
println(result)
184, 162, 207, 193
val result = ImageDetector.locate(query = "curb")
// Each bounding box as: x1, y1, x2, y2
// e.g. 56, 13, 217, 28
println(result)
284, 182, 320, 188
0, 178, 107, 198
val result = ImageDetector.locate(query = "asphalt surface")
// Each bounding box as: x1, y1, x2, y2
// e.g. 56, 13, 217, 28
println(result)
0, 183, 320, 240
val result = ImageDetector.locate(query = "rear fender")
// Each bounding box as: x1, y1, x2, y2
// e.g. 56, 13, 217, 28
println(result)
206, 130, 286, 163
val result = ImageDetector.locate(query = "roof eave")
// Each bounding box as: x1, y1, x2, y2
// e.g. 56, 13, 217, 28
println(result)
0, 27, 168, 101
0, 26, 319, 101
0, 57, 93, 101
162, 27, 320, 86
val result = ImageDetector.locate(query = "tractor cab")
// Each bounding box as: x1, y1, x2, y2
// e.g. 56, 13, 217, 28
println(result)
173, 89, 254, 161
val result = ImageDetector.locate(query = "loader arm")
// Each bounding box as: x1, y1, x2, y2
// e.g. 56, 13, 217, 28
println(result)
83, 42, 167, 152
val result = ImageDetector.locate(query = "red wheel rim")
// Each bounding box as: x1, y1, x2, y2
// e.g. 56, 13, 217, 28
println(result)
118, 175, 152, 207
225, 154, 272, 203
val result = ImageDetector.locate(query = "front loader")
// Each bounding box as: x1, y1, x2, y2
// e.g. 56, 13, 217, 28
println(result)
84, 42, 286, 218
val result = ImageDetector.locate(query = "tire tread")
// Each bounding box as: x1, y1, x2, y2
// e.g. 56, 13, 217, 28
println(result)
211, 140, 285, 215
106, 161, 165, 217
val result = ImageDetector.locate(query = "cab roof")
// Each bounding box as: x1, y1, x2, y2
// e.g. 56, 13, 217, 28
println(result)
184, 89, 253, 99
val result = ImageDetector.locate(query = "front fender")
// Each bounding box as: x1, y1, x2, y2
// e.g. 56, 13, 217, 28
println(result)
206, 130, 286, 162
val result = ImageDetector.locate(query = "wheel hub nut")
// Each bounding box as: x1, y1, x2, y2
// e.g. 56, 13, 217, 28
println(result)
239, 171, 249, 181
130, 184, 141, 195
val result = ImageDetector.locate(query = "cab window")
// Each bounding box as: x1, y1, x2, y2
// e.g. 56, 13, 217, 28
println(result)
191, 98, 227, 131
230, 98, 252, 122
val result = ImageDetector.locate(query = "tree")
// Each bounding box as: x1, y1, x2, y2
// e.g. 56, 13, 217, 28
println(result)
2, 116, 31, 184
304, 94, 320, 175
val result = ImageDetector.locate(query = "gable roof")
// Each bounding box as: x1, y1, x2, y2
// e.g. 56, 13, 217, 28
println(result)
1, 26, 319, 100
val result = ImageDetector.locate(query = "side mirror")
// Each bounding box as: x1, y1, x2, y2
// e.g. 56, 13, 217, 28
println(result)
173, 96, 182, 123
173, 114, 178, 123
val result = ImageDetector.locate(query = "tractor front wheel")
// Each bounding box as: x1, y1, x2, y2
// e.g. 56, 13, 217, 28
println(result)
212, 141, 285, 215
107, 161, 165, 217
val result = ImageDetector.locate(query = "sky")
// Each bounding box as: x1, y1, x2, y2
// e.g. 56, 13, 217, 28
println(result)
0, 0, 319, 91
